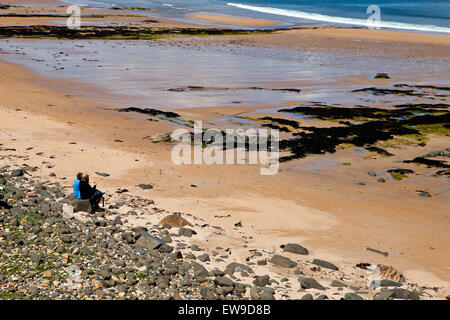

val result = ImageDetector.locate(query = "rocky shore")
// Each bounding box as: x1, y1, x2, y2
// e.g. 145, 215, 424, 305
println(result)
0, 159, 446, 300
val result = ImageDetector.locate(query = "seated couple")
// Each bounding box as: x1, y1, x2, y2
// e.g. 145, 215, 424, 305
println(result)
73, 172, 104, 211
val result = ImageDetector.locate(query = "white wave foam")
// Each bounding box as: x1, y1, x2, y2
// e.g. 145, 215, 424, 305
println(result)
227, 2, 450, 34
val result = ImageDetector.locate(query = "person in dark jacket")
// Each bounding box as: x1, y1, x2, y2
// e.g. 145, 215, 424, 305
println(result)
79, 173, 104, 210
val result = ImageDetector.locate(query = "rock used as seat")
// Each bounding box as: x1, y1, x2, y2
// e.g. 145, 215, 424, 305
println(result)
72, 198, 92, 213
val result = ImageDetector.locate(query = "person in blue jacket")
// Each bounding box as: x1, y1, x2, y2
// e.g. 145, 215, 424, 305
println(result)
73, 172, 82, 199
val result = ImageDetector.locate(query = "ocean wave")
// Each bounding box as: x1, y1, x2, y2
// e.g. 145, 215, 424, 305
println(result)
227, 2, 450, 34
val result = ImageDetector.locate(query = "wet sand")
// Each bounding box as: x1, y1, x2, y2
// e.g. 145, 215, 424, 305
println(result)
187, 13, 282, 26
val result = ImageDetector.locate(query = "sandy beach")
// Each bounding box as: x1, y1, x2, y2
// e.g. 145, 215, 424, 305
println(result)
0, 0, 449, 301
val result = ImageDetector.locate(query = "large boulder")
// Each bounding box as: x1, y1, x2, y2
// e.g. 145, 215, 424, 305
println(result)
158, 214, 193, 228
72, 199, 92, 213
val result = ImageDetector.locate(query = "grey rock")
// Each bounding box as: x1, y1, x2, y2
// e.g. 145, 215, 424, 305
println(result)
253, 275, 270, 287
30, 253, 43, 264
179, 228, 197, 237
224, 262, 254, 275
197, 253, 210, 262
312, 259, 339, 271
391, 288, 420, 300
191, 262, 209, 279
270, 255, 297, 268
72, 199, 92, 213
257, 259, 267, 265
301, 293, 314, 300
137, 184, 153, 190
250, 287, 261, 300
11, 169, 25, 177
370, 279, 403, 287
135, 232, 164, 251
61, 235, 72, 243
373, 291, 394, 300
185, 253, 196, 260
417, 190, 432, 197
344, 293, 364, 300
298, 277, 325, 290
423, 150, 444, 158
330, 280, 347, 287
100, 269, 111, 280
260, 287, 275, 300
214, 276, 234, 287
366, 247, 389, 257
95, 172, 110, 177
282, 243, 309, 255
158, 244, 174, 253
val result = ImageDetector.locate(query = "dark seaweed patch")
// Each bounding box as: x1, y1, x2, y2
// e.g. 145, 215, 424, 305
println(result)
0, 26, 274, 40
118, 107, 180, 118
278, 105, 444, 121
261, 123, 291, 132
259, 117, 300, 129
435, 169, 450, 177
403, 157, 450, 169
167, 86, 301, 93
394, 84, 450, 91
394, 103, 449, 109
352, 87, 422, 96
386, 169, 414, 174
276, 104, 449, 162
365, 146, 394, 157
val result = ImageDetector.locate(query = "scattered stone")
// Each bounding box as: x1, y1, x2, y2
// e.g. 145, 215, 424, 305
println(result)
281, 243, 309, 255
344, 293, 364, 300
197, 253, 210, 262
72, 199, 92, 213
257, 259, 267, 266
137, 184, 153, 190
11, 169, 25, 177
95, 172, 110, 177
298, 277, 325, 290
370, 280, 403, 288
301, 293, 314, 300
374, 73, 390, 79
330, 280, 347, 288
417, 190, 432, 197
253, 275, 270, 287
366, 247, 389, 257
214, 276, 234, 287
391, 288, 420, 300
178, 228, 197, 237
135, 232, 164, 251
312, 259, 339, 271
270, 255, 297, 268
